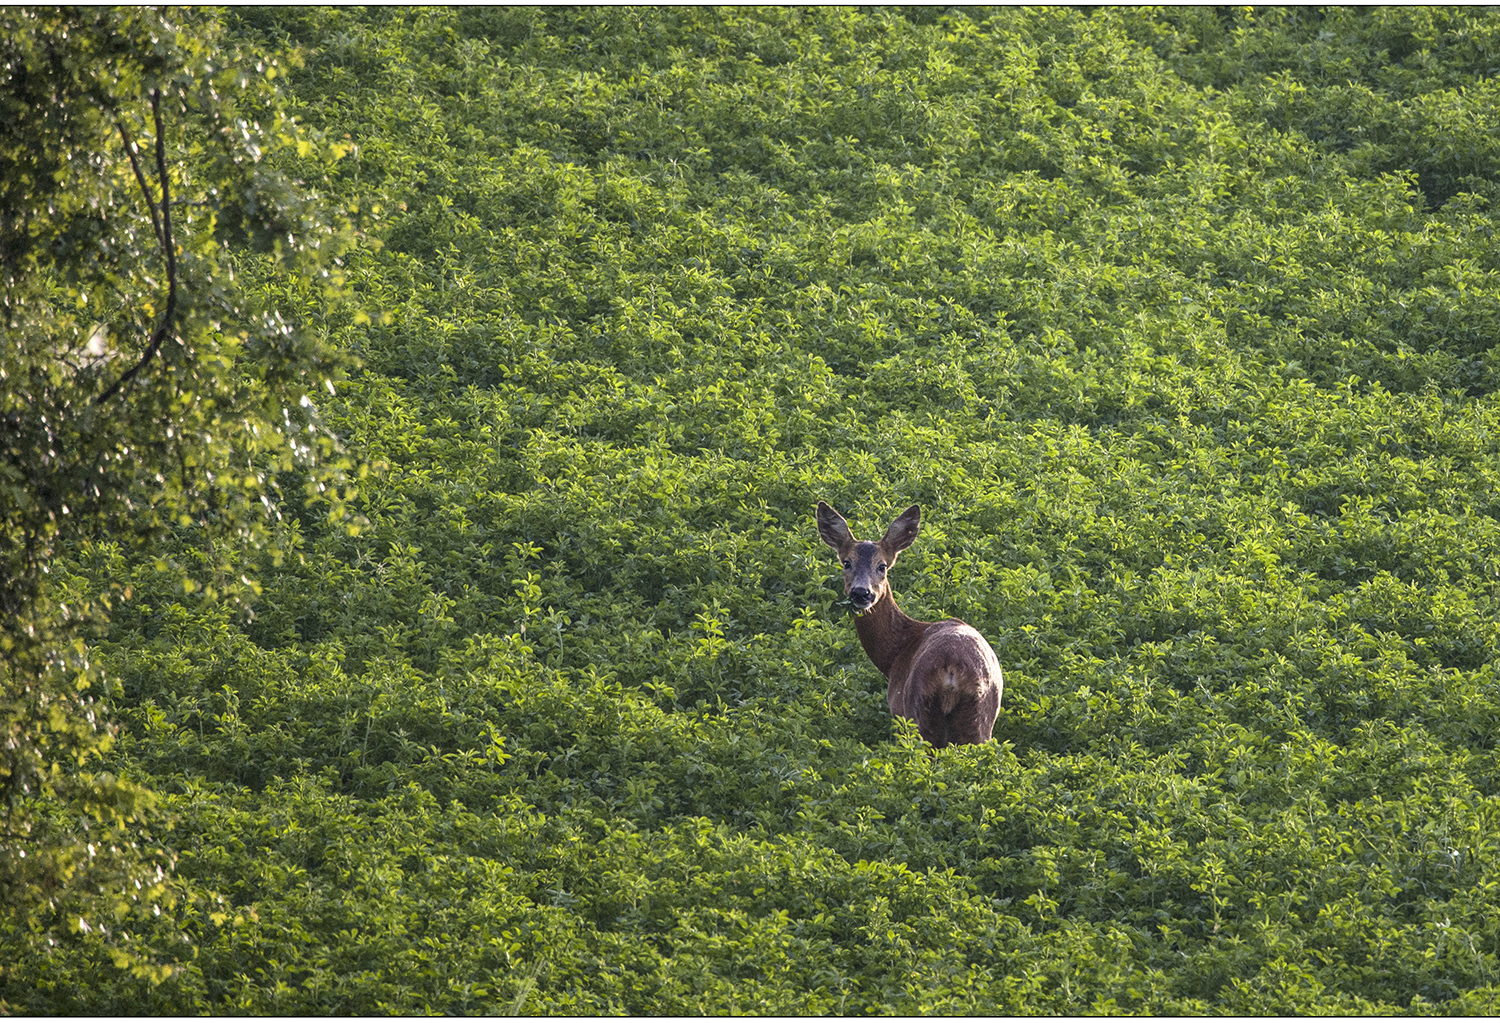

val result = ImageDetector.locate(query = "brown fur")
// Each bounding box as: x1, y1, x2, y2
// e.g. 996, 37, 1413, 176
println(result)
816, 501, 1002, 748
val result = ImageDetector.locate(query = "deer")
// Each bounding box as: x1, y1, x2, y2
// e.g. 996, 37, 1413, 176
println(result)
816, 501, 1002, 748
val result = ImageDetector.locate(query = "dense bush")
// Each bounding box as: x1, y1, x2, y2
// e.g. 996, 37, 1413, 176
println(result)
11, 5, 1500, 1013
0, 6, 356, 980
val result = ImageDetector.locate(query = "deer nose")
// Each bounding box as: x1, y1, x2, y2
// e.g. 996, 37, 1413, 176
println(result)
849, 586, 874, 607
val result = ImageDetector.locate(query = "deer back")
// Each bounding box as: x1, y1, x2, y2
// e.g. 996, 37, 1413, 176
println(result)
853, 603, 1003, 748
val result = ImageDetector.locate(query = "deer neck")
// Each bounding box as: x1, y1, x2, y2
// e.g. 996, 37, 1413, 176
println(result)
852, 589, 930, 678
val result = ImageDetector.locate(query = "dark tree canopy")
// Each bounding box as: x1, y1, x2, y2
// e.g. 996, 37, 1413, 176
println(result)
0, 6, 354, 974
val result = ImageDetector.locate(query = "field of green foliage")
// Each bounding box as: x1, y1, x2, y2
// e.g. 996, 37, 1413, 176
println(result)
15, 5, 1500, 1013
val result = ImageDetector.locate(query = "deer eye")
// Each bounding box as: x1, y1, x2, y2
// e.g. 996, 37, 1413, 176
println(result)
841, 560, 851, 569
878, 563, 887, 574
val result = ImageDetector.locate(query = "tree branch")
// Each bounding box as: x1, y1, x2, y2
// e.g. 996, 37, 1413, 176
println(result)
113, 116, 163, 250
96, 89, 177, 406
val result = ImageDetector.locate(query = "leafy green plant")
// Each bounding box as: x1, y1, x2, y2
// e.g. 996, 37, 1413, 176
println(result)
0, 6, 357, 990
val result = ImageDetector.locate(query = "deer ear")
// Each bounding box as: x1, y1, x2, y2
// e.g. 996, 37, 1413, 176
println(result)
881, 504, 921, 554
816, 501, 855, 552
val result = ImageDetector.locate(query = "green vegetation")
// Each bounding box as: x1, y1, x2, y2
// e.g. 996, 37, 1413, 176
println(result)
9, 4, 1500, 1013
0, 6, 353, 981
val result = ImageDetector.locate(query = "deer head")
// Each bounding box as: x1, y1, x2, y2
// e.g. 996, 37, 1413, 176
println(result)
816, 501, 921, 613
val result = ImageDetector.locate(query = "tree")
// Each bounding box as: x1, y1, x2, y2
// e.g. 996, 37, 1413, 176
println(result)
0, 6, 355, 980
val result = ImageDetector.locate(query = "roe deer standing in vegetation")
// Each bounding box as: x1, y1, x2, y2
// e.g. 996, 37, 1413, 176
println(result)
816, 501, 1002, 748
